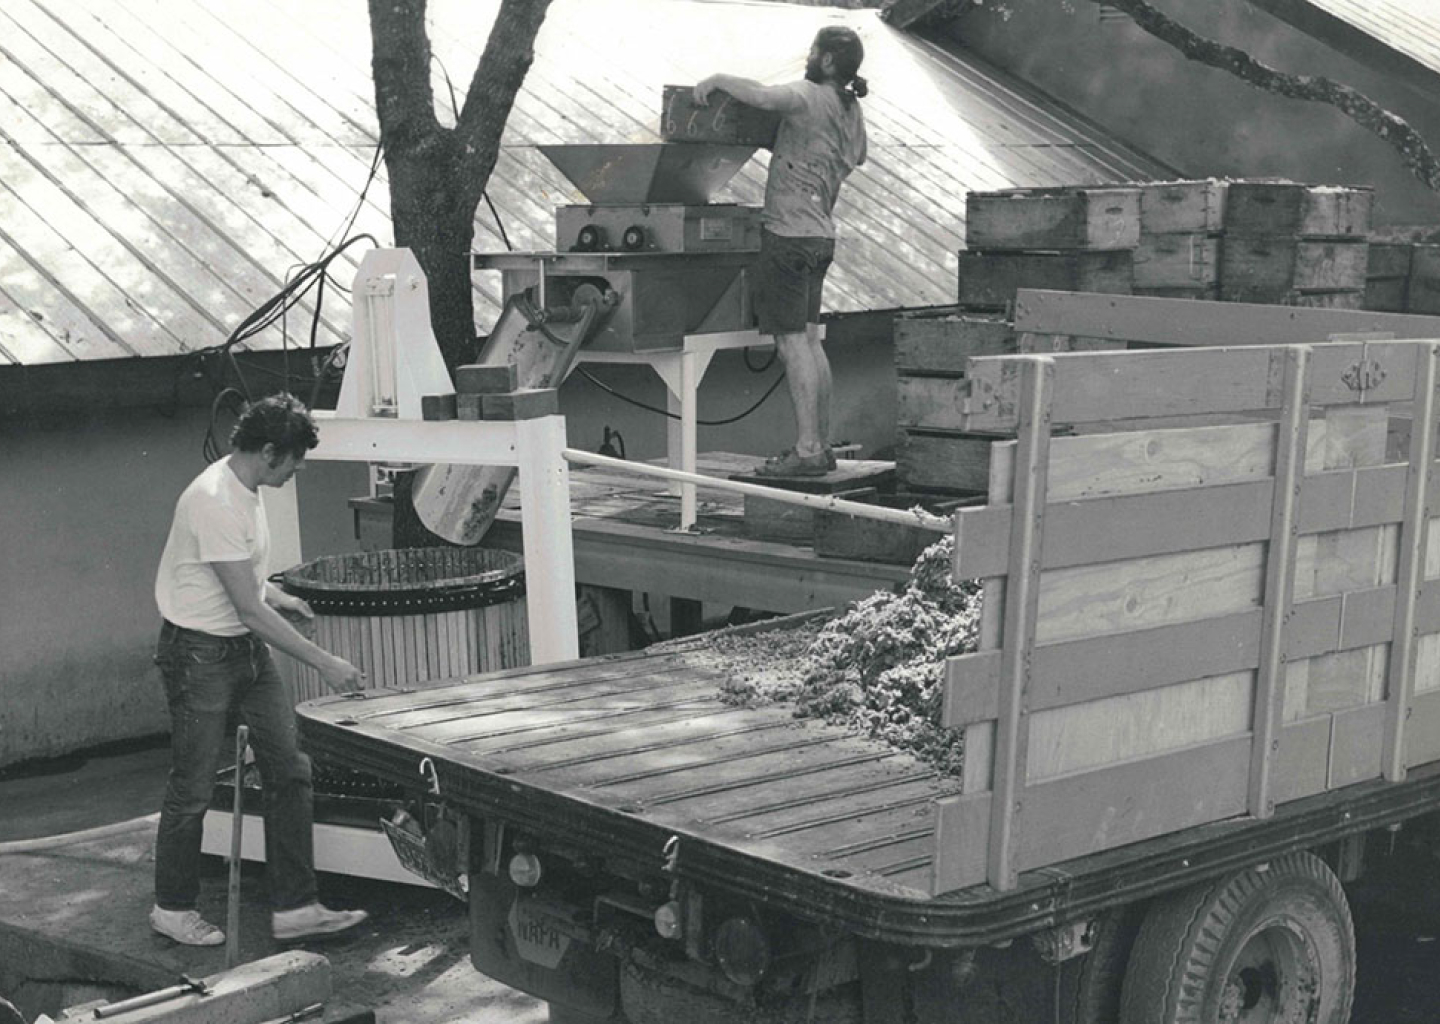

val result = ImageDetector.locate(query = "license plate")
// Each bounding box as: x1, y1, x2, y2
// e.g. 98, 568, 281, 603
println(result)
508, 898, 572, 969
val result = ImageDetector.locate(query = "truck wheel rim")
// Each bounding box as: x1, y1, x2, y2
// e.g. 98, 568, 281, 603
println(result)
1218, 919, 1315, 1023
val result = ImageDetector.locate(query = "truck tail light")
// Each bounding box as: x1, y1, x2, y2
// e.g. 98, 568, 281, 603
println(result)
653, 900, 682, 940
508, 852, 543, 888
713, 915, 770, 986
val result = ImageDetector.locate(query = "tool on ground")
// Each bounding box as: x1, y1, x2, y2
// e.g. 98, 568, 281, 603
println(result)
256, 1002, 325, 1024
226, 723, 250, 969
92, 975, 210, 1018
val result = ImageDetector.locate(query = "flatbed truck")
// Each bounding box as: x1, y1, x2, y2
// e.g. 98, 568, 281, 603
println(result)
299, 332, 1440, 1023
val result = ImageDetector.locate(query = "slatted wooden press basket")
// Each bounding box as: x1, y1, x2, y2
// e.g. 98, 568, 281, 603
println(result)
274, 547, 529, 702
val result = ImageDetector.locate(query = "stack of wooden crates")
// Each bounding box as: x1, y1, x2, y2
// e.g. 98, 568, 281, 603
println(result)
1220, 182, 1372, 308
895, 180, 1232, 499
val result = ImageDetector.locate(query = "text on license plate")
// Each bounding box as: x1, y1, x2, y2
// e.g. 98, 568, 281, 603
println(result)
508, 898, 572, 969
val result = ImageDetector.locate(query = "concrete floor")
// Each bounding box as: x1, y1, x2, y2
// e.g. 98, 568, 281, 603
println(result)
0, 742, 545, 1024
2, 742, 1439, 1022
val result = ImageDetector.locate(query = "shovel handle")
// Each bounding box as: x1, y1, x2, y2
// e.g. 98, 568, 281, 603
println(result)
225, 724, 249, 969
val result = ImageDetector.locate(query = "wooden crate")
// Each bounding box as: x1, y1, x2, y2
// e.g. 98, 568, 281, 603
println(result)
1406, 244, 1440, 314
965, 187, 1141, 251
1220, 238, 1368, 299
1224, 182, 1373, 238
1133, 231, 1220, 289
897, 431, 996, 493
957, 250, 1133, 309
1137, 179, 1227, 234
814, 492, 970, 565
659, 85, 779, 147
1364, 242, 1413, 313
743, 487, 872, 543
894, 314, 1014, 373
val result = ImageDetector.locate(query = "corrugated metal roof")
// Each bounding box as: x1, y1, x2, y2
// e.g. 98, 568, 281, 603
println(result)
1289, 0, 1440, 78
0, 0, 1172, 367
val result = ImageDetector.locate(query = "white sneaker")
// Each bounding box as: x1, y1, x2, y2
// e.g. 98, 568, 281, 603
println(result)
149, 906, 225, 946
271, 902, 368, 941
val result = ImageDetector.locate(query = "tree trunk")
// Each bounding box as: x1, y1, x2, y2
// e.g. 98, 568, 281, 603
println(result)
368, 0, 553, 548
370, 0, 552, 375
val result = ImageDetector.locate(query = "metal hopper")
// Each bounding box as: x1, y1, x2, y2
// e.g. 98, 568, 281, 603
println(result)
538, 142, 757, 206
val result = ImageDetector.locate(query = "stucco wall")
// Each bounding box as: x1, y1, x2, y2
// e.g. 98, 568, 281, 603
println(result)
0, 332, 896, 766
0, 408, 367, 767
946, 0, 1440, 226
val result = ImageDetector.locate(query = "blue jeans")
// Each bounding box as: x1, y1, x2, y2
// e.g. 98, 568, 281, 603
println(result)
153, 621, 316, 912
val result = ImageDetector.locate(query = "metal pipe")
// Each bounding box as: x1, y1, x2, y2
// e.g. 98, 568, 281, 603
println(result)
562, 449, 951, 532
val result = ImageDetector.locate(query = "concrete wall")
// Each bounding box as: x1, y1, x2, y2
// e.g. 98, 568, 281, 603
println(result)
945, 0, 1440, 227
0, 328, 896, 766
0, 407, 368, 767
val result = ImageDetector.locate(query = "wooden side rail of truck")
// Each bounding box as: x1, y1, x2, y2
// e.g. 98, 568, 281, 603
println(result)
298, 294, 1440, 1024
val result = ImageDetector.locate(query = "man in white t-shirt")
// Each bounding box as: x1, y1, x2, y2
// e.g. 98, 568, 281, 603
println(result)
696, 26, 868, 477
151, 394, 367, 946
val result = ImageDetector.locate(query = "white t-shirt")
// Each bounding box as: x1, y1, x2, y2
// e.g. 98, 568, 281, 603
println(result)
155, 457, 270, 636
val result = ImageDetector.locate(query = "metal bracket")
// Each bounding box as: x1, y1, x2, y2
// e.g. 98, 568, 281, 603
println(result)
1341, 359, 1386, 394
1032, 919, 1097, 964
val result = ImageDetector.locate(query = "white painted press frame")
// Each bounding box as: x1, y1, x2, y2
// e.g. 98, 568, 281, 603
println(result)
292, 412, 579, 666
573, 328, 796, 529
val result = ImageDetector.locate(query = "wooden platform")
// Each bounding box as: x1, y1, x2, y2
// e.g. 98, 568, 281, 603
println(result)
354, 453, 912, 614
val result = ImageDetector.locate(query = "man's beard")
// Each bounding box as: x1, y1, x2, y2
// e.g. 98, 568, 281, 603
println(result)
804, 54, 825, 83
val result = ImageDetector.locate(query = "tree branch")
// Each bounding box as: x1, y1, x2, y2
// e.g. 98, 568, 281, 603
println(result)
1095, 0, 1440, 192
369, 0, 442, 152
455, 0, 555, 209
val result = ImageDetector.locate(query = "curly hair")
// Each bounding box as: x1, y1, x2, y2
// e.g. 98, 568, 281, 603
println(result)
230, 393, 319, 460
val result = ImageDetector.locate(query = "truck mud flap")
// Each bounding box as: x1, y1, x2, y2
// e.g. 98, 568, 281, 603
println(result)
469, 870, 618, 1019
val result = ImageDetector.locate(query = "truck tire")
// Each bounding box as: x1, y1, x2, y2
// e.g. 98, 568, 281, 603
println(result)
1058, 905, 1143, 1024
1118, 852, 1354, 1024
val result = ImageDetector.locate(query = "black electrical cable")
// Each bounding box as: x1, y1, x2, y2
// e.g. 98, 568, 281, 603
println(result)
484, 190, 513, 251
575, 365, 787, 426
430, 52, 511, 252
743, 344, 779, 372
203, 387, 248, 463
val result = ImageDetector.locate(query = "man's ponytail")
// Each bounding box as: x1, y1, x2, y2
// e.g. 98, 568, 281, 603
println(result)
814, 26, 866, 106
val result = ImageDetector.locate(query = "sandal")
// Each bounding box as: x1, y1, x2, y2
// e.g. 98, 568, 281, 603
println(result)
755, 448, 831, 478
